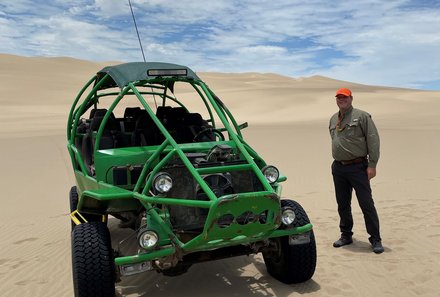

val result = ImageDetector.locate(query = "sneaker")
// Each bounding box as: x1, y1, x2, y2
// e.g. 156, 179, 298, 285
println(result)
372, 241, 384, 254
333, 236, 353, 248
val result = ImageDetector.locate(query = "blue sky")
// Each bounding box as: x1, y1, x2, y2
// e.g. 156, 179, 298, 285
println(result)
1, 0, 440, 90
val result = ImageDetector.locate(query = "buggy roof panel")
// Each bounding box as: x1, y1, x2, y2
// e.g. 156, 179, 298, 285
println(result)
97, 62, 200, 89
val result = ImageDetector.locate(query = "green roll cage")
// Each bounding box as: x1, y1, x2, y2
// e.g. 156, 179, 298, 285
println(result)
66, 62, 312, 266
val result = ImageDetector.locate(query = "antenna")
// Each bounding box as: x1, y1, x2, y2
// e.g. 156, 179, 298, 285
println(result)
128, 0, 158, 108
128, 0, 146, 62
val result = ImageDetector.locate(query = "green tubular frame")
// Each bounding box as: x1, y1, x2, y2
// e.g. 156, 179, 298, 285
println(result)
67, 71, 312, 267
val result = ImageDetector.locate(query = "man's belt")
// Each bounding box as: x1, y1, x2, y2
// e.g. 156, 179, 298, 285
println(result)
337, 157, 367, 165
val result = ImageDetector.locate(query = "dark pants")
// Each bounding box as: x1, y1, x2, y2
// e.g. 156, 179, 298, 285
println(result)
332, 160, 381, 243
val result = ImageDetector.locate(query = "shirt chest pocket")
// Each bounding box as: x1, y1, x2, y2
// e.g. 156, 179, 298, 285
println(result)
329, 123, 337, 138
346, 120, 360, 137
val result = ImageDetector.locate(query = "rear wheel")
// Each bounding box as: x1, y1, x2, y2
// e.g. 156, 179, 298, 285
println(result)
72, 221, 115, 297
263, 199, 316, 284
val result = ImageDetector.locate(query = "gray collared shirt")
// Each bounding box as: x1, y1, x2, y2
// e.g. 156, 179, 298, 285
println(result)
329, 106, 380, 168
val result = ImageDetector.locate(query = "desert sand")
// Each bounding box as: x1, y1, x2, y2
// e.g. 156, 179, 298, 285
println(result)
0, 54, 439, 296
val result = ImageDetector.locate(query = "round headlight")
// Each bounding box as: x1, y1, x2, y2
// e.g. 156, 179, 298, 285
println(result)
262, 166, 279, 184
138, 230, 159, 249
153, 173, 173, 193
281, 208, 296, 225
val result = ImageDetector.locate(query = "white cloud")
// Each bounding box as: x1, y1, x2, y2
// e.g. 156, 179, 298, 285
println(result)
93, 0, 129, 18
311, 3, 440, 88
236, 46, 287, 56
0, 0, 439, 89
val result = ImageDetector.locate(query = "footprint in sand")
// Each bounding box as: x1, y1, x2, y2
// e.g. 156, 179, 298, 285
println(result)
12, 237, 39, 245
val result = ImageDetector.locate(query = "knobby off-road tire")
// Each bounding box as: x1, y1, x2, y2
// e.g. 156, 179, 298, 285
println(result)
263, 199, 317, 284
70, 186, 102, 231
72, 221, 116, 297
69, 186, 79, 230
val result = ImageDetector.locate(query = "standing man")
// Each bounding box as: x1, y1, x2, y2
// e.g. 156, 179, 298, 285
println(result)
329, 88, 384, 254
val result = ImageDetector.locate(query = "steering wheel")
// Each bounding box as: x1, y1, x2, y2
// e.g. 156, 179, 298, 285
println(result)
193, 128, 225, 142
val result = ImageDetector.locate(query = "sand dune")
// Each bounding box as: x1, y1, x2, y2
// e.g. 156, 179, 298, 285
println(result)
0, 54, 439, 296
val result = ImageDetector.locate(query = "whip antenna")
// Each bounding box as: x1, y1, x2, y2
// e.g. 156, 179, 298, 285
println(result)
128, 0, 146, 62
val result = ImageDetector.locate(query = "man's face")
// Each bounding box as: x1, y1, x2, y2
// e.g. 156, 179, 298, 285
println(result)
336, 95, 353, 111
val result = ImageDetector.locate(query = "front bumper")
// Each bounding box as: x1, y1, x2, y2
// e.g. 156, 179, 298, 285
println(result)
114, 190, 313, 266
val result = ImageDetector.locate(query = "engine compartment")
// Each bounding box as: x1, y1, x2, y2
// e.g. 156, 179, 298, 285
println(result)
157, 145, 264, 231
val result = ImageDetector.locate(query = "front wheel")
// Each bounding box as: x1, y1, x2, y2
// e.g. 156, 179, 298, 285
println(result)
72, 221, 115, 297
69, 186, 103, 231
69, 186, 79, 230
263, 199, 317, 284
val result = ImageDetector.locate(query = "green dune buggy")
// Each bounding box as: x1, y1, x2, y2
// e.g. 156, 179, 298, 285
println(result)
67, 62, 316, 296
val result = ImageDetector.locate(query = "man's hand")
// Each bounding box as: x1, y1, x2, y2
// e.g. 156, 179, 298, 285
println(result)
367, 167, 376, 180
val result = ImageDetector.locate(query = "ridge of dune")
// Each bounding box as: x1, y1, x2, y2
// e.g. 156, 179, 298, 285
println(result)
1, 54, 438, 134
0, 54, 438, 135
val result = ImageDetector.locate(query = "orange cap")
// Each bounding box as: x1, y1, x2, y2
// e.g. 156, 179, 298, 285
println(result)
335, 88, 352, 97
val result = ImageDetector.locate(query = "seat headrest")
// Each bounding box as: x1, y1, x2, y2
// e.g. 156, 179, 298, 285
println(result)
89, 108, 115, 120
90, 115, 118, 131
135, 110, 155, 128
156, 106, 172, 119
169, 107, 188, 120
124, 107, 142, 119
